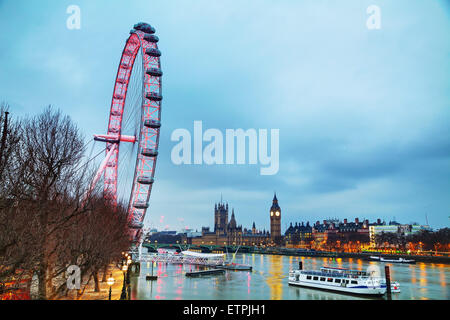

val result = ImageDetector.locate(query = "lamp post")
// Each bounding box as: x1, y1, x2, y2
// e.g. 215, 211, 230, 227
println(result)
126, 258, 132, 285
106, 274, 115, 300
120, 264, 128, 300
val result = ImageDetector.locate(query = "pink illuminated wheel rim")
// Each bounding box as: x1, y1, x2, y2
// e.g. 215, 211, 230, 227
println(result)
92, 22, 162, 241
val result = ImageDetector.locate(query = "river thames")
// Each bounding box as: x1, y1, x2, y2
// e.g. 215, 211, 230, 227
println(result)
130, 253, 449, 300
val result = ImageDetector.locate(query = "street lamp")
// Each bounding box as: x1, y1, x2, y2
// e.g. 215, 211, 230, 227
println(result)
120, 264, 128, 300
106, 274, 115, 300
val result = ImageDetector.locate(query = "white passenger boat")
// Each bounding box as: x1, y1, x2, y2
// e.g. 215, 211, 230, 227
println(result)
289, 266, 387, 296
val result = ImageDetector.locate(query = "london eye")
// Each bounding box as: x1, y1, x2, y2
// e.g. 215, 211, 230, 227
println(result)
88, 22, 162, 242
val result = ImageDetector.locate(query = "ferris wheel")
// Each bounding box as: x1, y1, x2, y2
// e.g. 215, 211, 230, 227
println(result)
89, 22, 162, 241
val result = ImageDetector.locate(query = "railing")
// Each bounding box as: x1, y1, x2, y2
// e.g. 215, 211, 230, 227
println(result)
294, 270, 375, 280
139, 253, 225, 267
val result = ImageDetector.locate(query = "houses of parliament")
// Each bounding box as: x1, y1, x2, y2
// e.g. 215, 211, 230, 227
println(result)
190, 194, 282, 246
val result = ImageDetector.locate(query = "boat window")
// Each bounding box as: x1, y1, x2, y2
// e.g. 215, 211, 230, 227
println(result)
320, 277, 325, 281
327, 278, 333, 282
334, 279, 341, 283
351, 280, 358, 284
313, 276, 318, 281
306, 276, 312, 280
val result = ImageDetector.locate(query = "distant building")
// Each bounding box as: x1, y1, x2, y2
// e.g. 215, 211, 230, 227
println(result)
270, 193, 282, 245
369, 222, 432, 246
178, 228, 202, 238
284, 222, 313, 248
189, 199, 271, 246
146, 230, 182, 244
285, 217, 385, 250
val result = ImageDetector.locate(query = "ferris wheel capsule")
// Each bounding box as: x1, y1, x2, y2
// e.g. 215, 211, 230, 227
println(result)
146, 68, 163, 77
144, 34, 159, 43
144, 119, 161, 128
137, 176, 154, 185
146, 92, 163, 101
142, 148, 158, 157
145, 48, 161, 57
134, 22, 155, 34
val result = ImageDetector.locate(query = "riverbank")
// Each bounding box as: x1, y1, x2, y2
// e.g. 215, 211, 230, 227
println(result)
256, 249, 450, 264
57, 266, 126, 300
143, 243, 450, 264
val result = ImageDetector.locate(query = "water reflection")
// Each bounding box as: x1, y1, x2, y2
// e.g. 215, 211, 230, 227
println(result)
266, 255, 283, 300
131, 253, 449, 300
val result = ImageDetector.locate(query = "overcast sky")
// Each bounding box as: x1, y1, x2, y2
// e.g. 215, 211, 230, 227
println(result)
1, 0, 449, 232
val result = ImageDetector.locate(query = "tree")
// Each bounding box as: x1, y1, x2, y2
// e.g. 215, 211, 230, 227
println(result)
1, 106, 133, 300
0, 105, 37, 294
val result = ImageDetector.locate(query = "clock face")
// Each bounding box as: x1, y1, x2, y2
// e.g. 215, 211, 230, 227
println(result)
270, 211, 274, 217
276, 211, 280, 217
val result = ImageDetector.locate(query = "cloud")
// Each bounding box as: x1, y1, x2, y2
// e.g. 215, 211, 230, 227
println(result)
1, 0, 449, 231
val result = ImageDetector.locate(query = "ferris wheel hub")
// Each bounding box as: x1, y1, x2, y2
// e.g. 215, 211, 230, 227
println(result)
93, 134, 136, 144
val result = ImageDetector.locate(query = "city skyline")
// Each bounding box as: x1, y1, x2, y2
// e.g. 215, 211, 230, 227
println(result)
150, 194, 433, 234
1, 1, 449, 231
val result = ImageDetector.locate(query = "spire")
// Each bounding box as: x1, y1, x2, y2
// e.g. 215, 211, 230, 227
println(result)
228, 208, 237, 229
252, 222, 256, 228
271, 192, 280, 210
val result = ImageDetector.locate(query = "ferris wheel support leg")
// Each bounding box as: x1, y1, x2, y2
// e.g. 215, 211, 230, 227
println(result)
84, 144, 118, 201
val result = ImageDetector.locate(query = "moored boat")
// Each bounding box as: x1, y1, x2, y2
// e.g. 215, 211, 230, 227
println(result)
289, 266, 387, 296
390, 281, 401, 293
218, 262, 252, 271
369, 256, 415, 264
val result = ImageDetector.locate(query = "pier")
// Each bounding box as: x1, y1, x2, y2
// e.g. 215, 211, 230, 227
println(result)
185, 269, 225, 277
139, 251, 226, 267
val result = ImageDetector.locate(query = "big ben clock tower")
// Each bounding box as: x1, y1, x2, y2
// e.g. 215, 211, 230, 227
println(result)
270, 193, 281, 244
